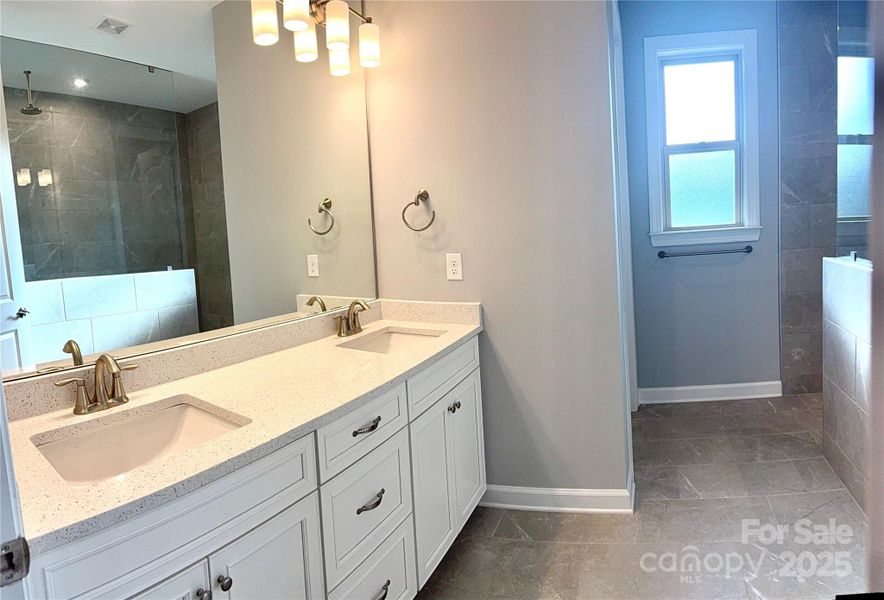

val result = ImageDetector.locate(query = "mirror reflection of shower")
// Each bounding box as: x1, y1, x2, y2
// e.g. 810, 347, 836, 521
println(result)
19, 69, 41, 115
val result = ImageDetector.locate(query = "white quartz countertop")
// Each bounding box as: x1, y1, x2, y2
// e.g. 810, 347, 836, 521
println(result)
7, 317, 481, 553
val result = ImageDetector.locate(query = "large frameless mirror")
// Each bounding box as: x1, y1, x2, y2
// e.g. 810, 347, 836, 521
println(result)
0, 0, 376, 380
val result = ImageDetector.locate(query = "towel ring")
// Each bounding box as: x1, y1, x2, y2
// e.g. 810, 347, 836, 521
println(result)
402, 189, 435, 232
308, 198, 334, 235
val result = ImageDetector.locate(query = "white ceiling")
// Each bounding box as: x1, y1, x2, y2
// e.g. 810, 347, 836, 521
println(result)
0, 0, 220, 113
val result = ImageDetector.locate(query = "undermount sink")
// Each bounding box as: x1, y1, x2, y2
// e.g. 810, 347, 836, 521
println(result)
33, 396, 250, 484
337, 326, 446, 354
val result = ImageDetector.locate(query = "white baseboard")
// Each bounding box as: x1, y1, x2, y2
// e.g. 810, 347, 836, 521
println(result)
638, 380, 782, 405
480, 468, 634, 513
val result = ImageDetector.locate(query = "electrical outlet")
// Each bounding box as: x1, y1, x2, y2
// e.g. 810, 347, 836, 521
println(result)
446, 253, 463, 281
307, 254, 319, 277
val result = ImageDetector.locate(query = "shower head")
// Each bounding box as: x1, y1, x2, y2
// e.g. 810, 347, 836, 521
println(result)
20, 70, 42, 116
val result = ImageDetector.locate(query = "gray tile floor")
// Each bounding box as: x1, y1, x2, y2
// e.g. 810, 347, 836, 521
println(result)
418, 395, 868, 599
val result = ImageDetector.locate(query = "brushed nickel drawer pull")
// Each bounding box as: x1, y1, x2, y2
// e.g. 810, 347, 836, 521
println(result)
448, 400, 462, 413
356, 488, 385, 515
374, 579, 391, 600
352, 416, 382, 437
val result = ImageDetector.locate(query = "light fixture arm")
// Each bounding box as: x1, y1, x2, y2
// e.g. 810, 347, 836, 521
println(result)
276, 0, 372, 27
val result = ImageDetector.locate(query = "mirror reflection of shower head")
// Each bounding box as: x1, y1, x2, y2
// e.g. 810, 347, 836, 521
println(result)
20, 70, 42, 115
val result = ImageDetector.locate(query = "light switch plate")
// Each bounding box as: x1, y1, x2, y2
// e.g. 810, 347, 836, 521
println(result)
307, 254, 319, 277
446, 253, 463, 281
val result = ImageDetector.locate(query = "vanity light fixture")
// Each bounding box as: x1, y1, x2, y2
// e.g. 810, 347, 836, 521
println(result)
16, 168, 31, 186
358, 20, 380, 68
324, 0, 349, 50
294, 20, 319, 62
37, 168, 53, 187
328, 47, 350, 77
251, 0, 280, 46
250, 0, 380, 75
283, 0, 310, 31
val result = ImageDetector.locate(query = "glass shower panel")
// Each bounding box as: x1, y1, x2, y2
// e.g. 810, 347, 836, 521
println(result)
1, 37, 185, 281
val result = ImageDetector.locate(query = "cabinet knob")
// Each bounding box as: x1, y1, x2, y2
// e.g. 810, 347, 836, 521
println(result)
217, 575, 234, 592
196, 588, 213, 600
15, 307, 29, 319
448, 400, 462, 413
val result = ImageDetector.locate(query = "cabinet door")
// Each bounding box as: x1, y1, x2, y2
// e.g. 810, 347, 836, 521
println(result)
448, 369, 486, 525
209, 492, 324, 600
409, 396, 456, 587
128, 560, 211, 600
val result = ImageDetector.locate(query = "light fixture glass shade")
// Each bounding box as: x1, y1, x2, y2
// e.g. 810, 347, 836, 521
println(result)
325, 0, 350, 50
16, 168, 30, 187
359, 21, 380, 68
37, 168, 53, 187
294, 21, 318, 62
283, 0, 310, 31
251, 0, 279, 46
329, 47, 350, 77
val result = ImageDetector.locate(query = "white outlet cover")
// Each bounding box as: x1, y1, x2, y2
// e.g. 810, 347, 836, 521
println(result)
446, 253, 463, 281
307, 254, 319, 277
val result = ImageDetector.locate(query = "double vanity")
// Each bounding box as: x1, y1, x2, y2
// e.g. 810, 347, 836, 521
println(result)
3, 300, 485, 600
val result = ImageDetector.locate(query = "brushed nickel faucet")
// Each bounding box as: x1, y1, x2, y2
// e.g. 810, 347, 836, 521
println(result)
334, 300, 370, 337
54, 353, 138, 415
306, 296, 327, 312
62, 339, 84, 366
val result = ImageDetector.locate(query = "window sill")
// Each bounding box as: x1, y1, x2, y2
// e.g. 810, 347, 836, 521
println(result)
650, 226, 762, 247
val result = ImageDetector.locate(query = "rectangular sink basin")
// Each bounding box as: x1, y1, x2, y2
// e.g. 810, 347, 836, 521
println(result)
33, 396, 250, 484
337, 326, 446, 354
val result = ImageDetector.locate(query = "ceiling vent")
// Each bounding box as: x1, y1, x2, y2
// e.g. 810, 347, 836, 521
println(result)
94, 17, 130, 36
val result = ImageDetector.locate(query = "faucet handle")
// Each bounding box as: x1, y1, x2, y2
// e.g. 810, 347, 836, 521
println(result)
333, 315, 349, 337
55, 377, 92, 415
120, 363, 138, 371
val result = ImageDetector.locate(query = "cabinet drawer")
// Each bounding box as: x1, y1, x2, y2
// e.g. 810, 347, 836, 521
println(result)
320, 428, 413, 589
328, 517, 417, 600
407, 337, 479, 418
317, 382, 408, 482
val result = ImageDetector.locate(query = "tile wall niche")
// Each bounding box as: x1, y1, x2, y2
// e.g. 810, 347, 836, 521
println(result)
821, 257, 871, 511
25, 269, 198, 365
4, 86, 187, 280
778, 0, 838, 394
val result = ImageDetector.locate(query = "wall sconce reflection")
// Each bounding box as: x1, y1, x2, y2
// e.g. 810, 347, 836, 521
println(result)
16, 168, 31, 186
37, 168, 53, 187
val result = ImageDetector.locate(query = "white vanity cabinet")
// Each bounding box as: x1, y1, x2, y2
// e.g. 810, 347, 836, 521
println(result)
410, 368, 485, 587
23, 334, 484, 600
128, 561, 211, 600
130, 494, 324, 600
207, 493, 325, 600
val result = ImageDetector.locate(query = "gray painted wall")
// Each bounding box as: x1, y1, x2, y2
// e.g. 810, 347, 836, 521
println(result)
213, 0, 376, 324
619, 1, 781, 389
365, 1, 632, 490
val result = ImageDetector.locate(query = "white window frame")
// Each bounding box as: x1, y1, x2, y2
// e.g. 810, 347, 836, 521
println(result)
644, 30, 761, 247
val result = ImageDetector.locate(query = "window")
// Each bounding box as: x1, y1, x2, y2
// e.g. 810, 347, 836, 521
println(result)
837, 56, 874, 220
644, 31, 760, 247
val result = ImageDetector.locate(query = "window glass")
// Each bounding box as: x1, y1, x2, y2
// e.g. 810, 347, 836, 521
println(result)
663, 60, 736, 145
669, 150, 737, 228
837, 56, 875, 136
837, 144, 872, 218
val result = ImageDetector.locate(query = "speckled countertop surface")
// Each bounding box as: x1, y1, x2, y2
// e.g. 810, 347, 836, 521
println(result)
7, 316, 481, 554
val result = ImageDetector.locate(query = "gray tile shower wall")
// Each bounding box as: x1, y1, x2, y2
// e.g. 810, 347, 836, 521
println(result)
4, 86, 186, 280
821, 257, 871, 512
179, 103, 233, 331
778, 1, 838, 395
